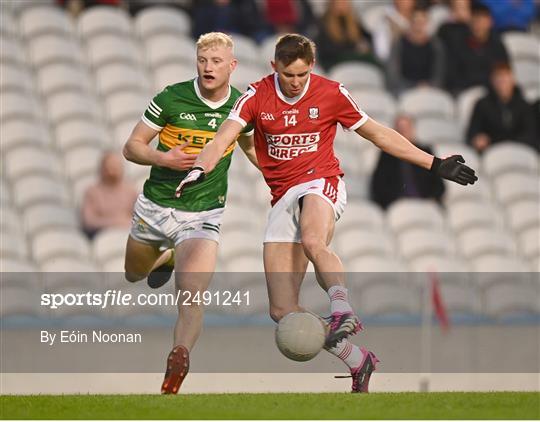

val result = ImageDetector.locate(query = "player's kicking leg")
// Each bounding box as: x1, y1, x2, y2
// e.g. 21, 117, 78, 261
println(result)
298, 193, 361, 347
161, 238, 218, 394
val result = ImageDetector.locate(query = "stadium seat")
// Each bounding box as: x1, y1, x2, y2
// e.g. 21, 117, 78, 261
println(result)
458, 228, 517, 260
134, 6, 190, 39
229, 33, 261, 67
446, 201, 504, 234
101, 255, 125, 272
13, 175, 70, 209
346, 255, 408, 272
0, 204, 20, 235
112, 118, 141, 150
0, 92, 41, 122
95, 63, 151, 97
0, 9, 16, 38
410, 255, 471, 273
506, 200, 539, 235
357, 3, 387, 34
397, 229, 455, 261
483, 280, 539, 318
442, 176, 491, 205
398, 87, 455, 119
222, 202, 264, 233
55, 119, 111, 151
63, 145, 103, 181
220, 230, 262, 259
37, 63, 93, 97
2, 119, 52, 154
335, 199, 385, 233
225, 174, 256, 205
71, 173, 97, 208
482, 142, 538, 179
335, 229, 395, 260
32, 228, 91, 264
416, 117, 463, 145
105, 91, 150, 125
356, 277, 422, 316
386, 199, 445, 234
328, 62, 384, 91
27, 35, 84, 68
259, 35, 279, 65
19, 6, 74, 40
349, 89, 397, 124
224, 252, 264, 273
472, 255, 531, 274
0, 63, 34, 93
124, 159, 151, 182
40, 257, 100, 273
456, 86, 486, 131
152, 62, 196, 91
23, 204, 78, 238
433, 143, 480, 171
493, 172, 539, 205
0, 258, 38, 273
519, 227, 540, 260
0, 36, 25, 66
92, 227, 129, 265
230, 64, 265, 91
2, 0, 55, 15
77, 6, 132, 40
4, 146, 60, 182
46, 91, 102, 126
145, 34, 197, 69
0, 179, 11, 205
514, 59, 540, 91
86, 35, 142, 69
502, 32, 540, 62
0, 231, 28, 260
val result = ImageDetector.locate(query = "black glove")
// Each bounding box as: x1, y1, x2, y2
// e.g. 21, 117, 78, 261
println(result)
431, 155, 478, 186
174, 166, 206, 198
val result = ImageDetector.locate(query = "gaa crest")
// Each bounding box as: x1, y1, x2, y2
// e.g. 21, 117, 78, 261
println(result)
308, 107, 319, 119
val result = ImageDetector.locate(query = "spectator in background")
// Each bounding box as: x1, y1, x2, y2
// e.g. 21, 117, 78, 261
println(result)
192, 0, 269, 43
444, 2, 509, 94
370, 114, 445, 209
316, 0, 377, 71
56, 0, 125, 17
438, 0, 471, 88
387, 7, 445, 94
467, 62, 536, 153
372, 0, 416, 62
480, 0, 536, 32
81, 151, 138, 239
263, 0, 317, 39
533, 99, 540, 151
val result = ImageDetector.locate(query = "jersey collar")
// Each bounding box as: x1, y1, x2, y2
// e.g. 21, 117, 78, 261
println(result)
193, 78, 231, 110
273, 72, 311, 105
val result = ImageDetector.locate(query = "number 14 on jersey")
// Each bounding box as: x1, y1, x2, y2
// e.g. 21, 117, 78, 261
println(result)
284, 115, 297, 127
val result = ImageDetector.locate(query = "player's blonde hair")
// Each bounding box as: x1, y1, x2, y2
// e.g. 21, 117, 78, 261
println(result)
196, 32, 234, 52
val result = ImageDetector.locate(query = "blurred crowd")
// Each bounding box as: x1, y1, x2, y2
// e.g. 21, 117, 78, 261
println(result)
52, 0, 539, 234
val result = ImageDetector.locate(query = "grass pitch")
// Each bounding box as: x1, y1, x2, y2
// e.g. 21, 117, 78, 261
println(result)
1, 392, 538, 419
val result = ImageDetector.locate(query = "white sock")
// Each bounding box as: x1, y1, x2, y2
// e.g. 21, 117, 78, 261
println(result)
327, 339, 363, 369
328, 285, 353, 314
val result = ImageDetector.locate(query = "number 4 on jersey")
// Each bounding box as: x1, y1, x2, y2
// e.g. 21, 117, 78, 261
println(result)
284, 115, 297, 126
208, 118, 217, 129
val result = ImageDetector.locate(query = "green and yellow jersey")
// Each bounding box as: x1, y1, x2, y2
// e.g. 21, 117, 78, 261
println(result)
141, 78, 253, 211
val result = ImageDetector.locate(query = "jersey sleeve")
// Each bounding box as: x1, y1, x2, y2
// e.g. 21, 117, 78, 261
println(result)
228, 86, 257, 128
141, 87, 170, 131
241, 123, 255, 136
334, 84, 369, 131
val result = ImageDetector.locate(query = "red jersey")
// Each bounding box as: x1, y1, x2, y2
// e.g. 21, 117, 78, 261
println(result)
228, 73, 368, 205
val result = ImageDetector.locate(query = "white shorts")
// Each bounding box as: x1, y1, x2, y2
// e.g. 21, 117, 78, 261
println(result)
130, 194, 223, 249
264, 176, 347, 243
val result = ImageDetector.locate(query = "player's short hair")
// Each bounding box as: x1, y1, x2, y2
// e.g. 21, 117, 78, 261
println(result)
274, 34, 316, 66
491, 61, 513, 75
196, 32, 234, 51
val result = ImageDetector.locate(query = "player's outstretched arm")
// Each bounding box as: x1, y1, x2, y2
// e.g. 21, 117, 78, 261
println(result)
356, 118, 478, 185
123, 121, 196, 171
238, 133, 260, 170
174, 119, 243, 198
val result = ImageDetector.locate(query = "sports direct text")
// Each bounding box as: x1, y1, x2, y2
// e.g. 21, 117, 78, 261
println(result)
40, 289, 250, 310
265, 132, 320, 160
